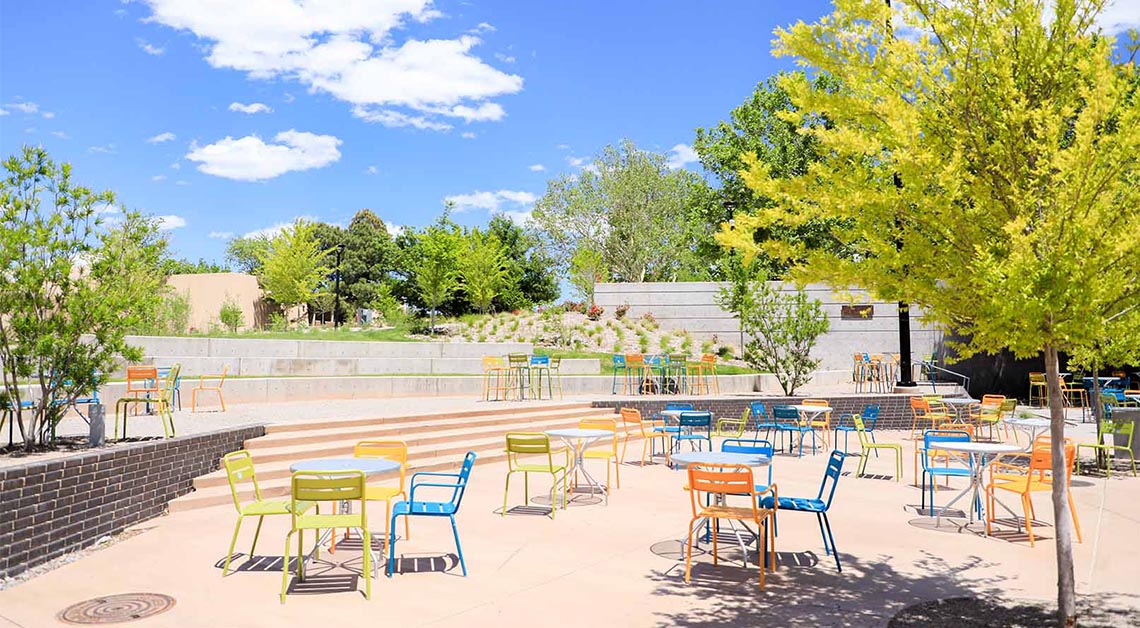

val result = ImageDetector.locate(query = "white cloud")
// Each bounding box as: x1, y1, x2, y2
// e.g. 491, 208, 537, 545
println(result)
365, 165, 379, 175
3, 102, 38, 115
42, 112, 55, 119
147, 131, 176, 143
88, 144, 116, 154
0, 109, 7, 116
460, 131, 476, 139
137, 38, 165, 55
175, 179, 190, 186
186, 129, 342, 181
141, 1, 523, 131
151, 174, 167, 182
471, 22, 495, 34
93, 203, 120, 215
445, 189, 536, 213
1097, 0, 1140, 34
665, 143, 699, 170
496, 209, 532, 225
566, 155, 586, 167
208, 231, 233, 240
242, 215, 319, 239
24, 127, 37, 134
170, 161, 181, 170
50, 131, 70, 139
156, 214, 186, 230
385, 223, 404, 237
494, 53, 515, 64
528, 163, 545, 172
229, 102, 273, 114
556, 143, 570, 150
283, 92, 296, 103
351, 106, 452, 130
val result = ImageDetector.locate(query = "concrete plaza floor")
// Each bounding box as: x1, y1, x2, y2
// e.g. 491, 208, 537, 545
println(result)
1, 428, 1138, 627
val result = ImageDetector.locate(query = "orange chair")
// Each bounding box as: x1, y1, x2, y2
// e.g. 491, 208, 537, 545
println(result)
192, 364, 229, 412
968, 394, 1005, 441
579, 418, 620, 490
911, 397, 952, 478
124, 365, 160, 416
684, 464, 777, 587
985, 438, 1082, 546
802, 398, 832, 449
624, 354, 652, 395
686, 354, 720, 395
619, 407, 669, 466
1028, 372, 1048, 407
481, 356, 510, 401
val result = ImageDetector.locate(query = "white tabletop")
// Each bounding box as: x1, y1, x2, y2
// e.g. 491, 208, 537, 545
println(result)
937, 442, 1022, 455
545, 428, 613, 439
289, 457, 401, 474
1005, 418, 1051, 428
941, 397, 979, 405
788, 405, 831, 413
670, 451, 772, 467
659, 409, 694, 416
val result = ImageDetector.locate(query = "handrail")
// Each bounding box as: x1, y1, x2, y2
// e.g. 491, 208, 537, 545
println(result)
916, 360, 970, 394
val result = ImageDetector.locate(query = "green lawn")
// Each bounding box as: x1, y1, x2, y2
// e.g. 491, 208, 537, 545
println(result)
165, 324, 417, 342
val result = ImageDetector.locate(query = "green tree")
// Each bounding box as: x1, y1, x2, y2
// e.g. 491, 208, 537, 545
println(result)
568, 247, 606, 304
459, 228, 508, 314
693, 72, 846, 277
412, 211, 461, 331
218, 298, 244, 333
0, 146, 168, 450
225, 234, 270, 274
341, 209, 395, 312
716, 271, 829, 395
533, 139, 705, 282
160, 257, 229, 275
486, 214, 559, 310
136, 288, 192, 335
256, 219, 330, 326
717, 1, 1140, 622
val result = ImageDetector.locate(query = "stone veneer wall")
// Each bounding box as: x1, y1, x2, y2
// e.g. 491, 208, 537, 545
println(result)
0, 425, 264, 580
591, 394, 916, 431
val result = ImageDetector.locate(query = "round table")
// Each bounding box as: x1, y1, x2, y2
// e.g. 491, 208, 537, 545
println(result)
670, 451, 772, 467
545, 428, 614, 504
940, 397, 979, 420
289, 457, 401, 475
933, 442, 1022, 535
1003, 418, 1051, 444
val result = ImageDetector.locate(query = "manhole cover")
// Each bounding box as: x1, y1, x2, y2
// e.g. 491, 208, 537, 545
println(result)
58, 593, 175, 625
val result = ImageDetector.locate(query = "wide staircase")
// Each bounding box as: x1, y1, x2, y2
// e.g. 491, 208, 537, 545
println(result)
169, 402, 614, 512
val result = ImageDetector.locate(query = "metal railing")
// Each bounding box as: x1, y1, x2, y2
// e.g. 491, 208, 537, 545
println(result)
916, 360, 971, 394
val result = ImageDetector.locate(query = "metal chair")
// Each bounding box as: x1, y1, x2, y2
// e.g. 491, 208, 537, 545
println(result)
774, 405, 815, 457
502, 433, 568, 519
388, 451, 477, 577
835, 404, 881, 454
919, 429, 973, 516
220, 450, 313, 576
671, 411, 712, 455
760, 451, 847, 571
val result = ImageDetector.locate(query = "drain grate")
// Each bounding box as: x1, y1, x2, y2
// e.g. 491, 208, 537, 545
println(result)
58, 593, 175, 625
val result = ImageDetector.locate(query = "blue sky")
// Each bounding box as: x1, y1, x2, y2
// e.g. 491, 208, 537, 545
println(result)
2, 1, 1137, 265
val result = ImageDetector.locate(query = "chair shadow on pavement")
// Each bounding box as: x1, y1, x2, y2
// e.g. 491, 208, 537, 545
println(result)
389, 553, 463, 577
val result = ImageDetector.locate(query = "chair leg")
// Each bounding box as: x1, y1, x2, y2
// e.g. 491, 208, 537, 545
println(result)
502, 471, 512, 517
822, 513, 841, 572
280, 531, 294, 603
1068, 493, 1083, 544
387, 514, 398, 576
191, 389, 198, 412
223, 516, 243, 576
450, 515, 467, 576
816, 512, 830, 555
1023, 494, 1035, 547
684, 519, 696, 583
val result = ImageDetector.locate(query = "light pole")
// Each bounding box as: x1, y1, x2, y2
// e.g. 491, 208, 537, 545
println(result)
333, 244, 344, 329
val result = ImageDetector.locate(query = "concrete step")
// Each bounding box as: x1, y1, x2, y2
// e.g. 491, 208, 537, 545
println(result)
262, 402, 593, 434
248, 407, 604, 449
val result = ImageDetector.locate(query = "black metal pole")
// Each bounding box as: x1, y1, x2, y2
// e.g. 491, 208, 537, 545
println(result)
333, 245, 343, 329
897, 302, 916, 386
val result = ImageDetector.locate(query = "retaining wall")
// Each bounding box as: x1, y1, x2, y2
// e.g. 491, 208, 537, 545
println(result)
0, 425, 264, 580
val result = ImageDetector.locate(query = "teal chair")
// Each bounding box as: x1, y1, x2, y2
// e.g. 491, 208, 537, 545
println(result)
760, 450, 847, 571
774, 405, 815, 457
920, 429, 974, 516
671, 411, 712, 455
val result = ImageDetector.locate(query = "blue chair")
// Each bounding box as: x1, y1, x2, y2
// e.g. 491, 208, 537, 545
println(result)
749, 401, 780, 445
672, 411, 712, 455
529, 355, 553, 399
834, 404, 880, 455
722, 439, 775, 491
773, 405, 815, 457
387, 451, 476, 577
611, 355, 628, 394
49, 371, 103, 423
919, 429, 974, 516
760, 450, 847, 571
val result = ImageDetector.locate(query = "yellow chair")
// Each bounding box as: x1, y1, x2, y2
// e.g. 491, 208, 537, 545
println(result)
579, 418, 620, 490
802, 398, 832, 449
220, 450, 313, 576
354, 440, 410, 542
1028, 372, 1048, 407
684, 464, 776, 588
503, 432, 569, 519
481, 356, 509, 401
985, 439, 1082, 547
619, 407, 669, 466
853, 416, 902, 481
281, 470, 372, 603
713, 410, 748, 438
192, 364, 229, 412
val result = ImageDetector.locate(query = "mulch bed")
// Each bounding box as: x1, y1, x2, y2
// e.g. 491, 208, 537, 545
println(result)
889, 597, 1140, 628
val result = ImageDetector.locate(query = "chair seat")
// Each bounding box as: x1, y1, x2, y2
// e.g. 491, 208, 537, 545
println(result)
240, 499, 312, 516
990, 477, 1053, 493
675, 434, 710, 440
865, 442, 902, 452
512, 463, 566, 473
653, 426, 681, 434
364, 485, 404, 501
696, 504, 773, 520
393, 500, 457, 517
760, 495, 825, 512
835, 425, 859, 432
294, 512, 363, 529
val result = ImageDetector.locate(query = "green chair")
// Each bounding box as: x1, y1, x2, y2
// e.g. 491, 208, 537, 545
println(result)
854, 415, 902, 482
548, 356, 564, 399
281, 470, 372, 603
1078, 410, 1138, 478
115, 363, 180, 439
502, 432, 569, 519
220, 450, 313, 576
712, 410, 748, 438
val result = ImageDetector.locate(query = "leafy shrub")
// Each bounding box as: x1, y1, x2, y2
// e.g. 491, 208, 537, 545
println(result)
658, 335, 672, 353
615, 303, 630, 319
219, 298, 244, 333
612, 341, 623, 353
560, 300, 586, 314
586, 303, 604, 321
639, 312, 657, 330
717, 345, 735, 360
681, 333, 693, 352
269, 312, 289, 332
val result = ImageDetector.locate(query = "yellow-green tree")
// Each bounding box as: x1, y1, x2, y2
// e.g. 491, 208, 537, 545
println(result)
257, 219, 330, 326
716, 1, 1140, 624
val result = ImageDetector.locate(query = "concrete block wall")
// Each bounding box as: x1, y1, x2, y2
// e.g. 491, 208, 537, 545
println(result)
594, 282, 941, 372
0, 425, 265, 579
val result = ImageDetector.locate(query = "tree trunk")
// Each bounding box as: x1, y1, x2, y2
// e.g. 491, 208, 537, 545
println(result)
1044, 344, 1077, 626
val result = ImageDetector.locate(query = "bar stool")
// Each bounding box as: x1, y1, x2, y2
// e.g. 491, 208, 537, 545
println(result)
482, 356, 509, 401
529, 355, 553, 399
625, 354, 652, 395
507, 353, 530, 400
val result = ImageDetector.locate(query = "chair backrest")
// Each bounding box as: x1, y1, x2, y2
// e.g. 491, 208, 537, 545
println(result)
802, 398, 830, 413
291, 471, 366, 522
852, 415, 873, 446
772, 405, 800, 425
580, 418, 618, 453
550, 356, 561, 369
909, 397, 929, 415
922, 429, 971, 469
505, 432, 552, 455
216, 364, 229, 385
816, 451, 846, 508
861, 404, 881, 426
981, 394, 1005, 406
678, 411, 712, 429
482, 356, 505, 370
668, 353, 689, 366
530, 355, 550, 366
447, 451, 478, 509
687, 464, 758, 518
160, 364, 181, 402
125, 366, 158, 393
619, 407, 642, 427
508, 353, 529, 367
645, 354, 664, 366
926, 399, 951, 416
749, 400, 769, 424
700, 353, 717, 365
222, 450, 260, 512
665, 402, 694, 411
354, 440, 408, 487
1029, 372, 1046, 384
612, 354, 627, 368
998, 398, 1017, 416
721, 438, 774, 457
625, 353, 646, 367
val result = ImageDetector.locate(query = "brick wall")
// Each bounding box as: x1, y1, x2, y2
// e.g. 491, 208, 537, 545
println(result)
591, 394, 918, 431
0, 425, 264, 580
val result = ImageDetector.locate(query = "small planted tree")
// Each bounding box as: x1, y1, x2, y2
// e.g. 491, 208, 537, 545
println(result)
256, 219, 330, 327
218, 298, 244, 333
568, 247, 606, 305
460, 228, 507, 314
0, 146, 167, 449
413, 212, 461, 333
718, 271, 829, 395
